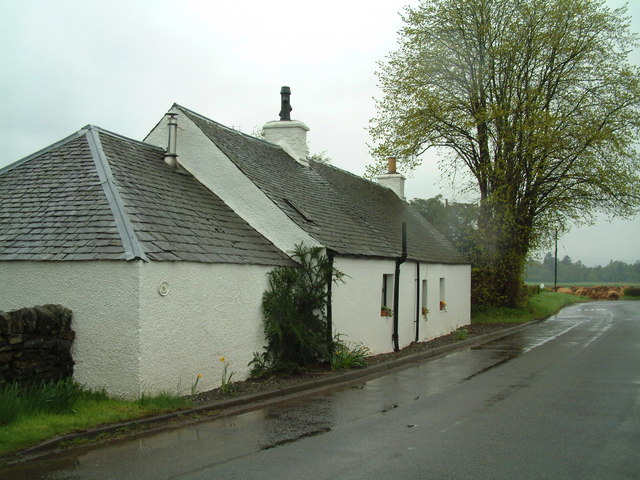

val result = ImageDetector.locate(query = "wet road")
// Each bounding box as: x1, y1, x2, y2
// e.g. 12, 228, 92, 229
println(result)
3, 301, 639, 479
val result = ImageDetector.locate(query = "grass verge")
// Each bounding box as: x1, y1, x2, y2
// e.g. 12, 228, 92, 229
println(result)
0, 383, 190, 458
472, 291, 589, 324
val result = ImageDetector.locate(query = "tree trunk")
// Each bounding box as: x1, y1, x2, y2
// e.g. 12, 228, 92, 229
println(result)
471, 199, 531, 308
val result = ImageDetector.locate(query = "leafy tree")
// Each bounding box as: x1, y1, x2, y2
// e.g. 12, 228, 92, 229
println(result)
543, 252, 555, 266
369, 0, 640, 307
409, 195, 478, 253
308, 151, 332, 164
525, 255, 640, 283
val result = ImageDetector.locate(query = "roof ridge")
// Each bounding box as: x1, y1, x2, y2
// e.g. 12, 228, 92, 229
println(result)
174, 103, 282, 149
86, 125, 166, 152
311, 159, 399, 195
0, 127, 90, 177
86, 128, 148, 262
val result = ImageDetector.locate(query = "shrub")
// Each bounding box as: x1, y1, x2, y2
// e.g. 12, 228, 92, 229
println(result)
623, 287, 640, 297
259, 244, 345, 373
523, 284, 542, 298
331, 338, 370, 370
249, 351, 273, 379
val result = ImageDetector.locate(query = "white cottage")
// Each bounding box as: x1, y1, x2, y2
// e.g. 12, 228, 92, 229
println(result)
0, 89, 470, 397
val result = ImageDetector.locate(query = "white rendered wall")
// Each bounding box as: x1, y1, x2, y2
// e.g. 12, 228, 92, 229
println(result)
144, 108, 320, 255
331, 257, 470, 354
332, 257, 414, 354
420, 263, 471, 339
0, 261, 141, 397
331, 257, 394, 354
137, 261, 271, 396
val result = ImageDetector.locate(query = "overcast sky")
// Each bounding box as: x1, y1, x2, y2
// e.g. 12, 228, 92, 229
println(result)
1, 0, 638, 267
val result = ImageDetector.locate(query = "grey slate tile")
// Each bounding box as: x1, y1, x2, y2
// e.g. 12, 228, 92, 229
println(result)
0, 126, 291, 266
179, 105, 467, 264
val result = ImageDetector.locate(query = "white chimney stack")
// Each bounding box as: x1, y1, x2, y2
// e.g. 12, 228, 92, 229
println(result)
262, 86, 309, 165
377, 157, 406, 200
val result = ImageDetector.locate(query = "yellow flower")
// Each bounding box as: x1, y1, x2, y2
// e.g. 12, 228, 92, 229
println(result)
219, 356, 226, 363
197, 373, 202, 378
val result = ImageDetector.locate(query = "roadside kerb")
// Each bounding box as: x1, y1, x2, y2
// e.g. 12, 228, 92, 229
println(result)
13, 320, 537, 462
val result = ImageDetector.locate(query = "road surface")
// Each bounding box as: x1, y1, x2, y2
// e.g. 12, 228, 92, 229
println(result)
2, 301, 639, 479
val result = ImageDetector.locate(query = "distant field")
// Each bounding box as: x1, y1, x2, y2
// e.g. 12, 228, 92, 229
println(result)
526, 282, 640, 287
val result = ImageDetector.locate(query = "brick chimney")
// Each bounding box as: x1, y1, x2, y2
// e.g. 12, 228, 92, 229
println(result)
262, 86, 309, 165
376, 157, 406, 200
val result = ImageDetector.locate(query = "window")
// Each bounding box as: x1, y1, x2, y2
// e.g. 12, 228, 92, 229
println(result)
439, 277, 446, 311
381, 274, 394, 315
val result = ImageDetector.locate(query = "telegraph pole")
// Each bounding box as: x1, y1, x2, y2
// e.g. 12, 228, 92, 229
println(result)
554, 229, 558, 291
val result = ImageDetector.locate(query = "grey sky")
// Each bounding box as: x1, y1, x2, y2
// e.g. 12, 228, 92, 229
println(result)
1, 0, 638, 267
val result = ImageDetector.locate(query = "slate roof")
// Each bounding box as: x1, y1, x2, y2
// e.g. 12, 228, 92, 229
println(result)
0, 126, 292, 266
177, 105, 467, 264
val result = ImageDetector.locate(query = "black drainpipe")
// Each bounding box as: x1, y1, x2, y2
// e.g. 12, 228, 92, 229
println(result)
415, 262, 421, 343
392, 222, 408, 352
326, 250, 335, 348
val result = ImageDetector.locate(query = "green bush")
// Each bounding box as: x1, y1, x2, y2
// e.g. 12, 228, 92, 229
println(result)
331, 338, 370, 370
249, 351, 273, 379
259, 244, 345, 373
523, 283, 542, 298
623, 287, 640, 297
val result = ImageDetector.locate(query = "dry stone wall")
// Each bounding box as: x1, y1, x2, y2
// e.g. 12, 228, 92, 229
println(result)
0, 304, 75, 385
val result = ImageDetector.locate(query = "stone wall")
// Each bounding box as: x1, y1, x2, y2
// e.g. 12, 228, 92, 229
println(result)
0, 305, 75, 385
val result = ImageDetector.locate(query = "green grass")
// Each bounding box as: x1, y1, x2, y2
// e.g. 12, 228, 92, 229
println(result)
454, 327, 469, 340
0, 382, 191, 458
472, 291, 589, 325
